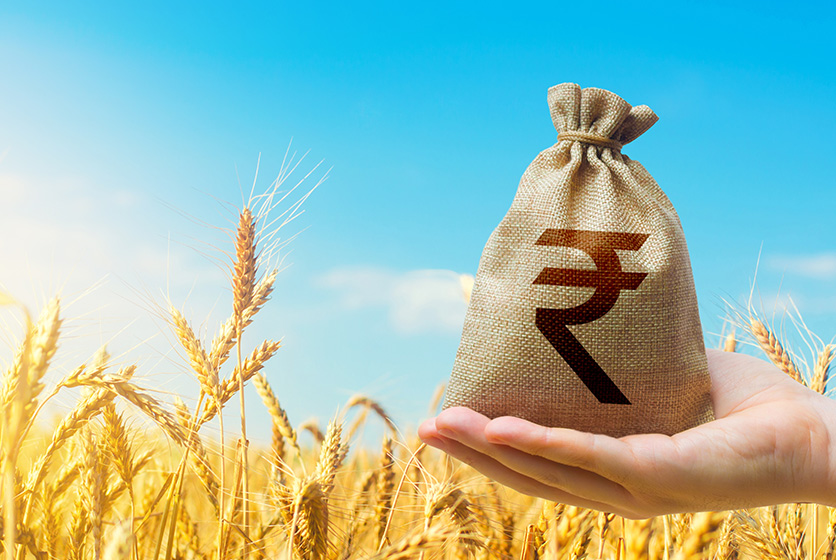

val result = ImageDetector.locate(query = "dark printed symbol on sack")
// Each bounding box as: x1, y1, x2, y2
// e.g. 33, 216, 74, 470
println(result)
533, 229, 649, 404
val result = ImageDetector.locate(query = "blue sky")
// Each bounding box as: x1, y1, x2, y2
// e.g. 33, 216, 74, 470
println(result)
2, 1, 835, 442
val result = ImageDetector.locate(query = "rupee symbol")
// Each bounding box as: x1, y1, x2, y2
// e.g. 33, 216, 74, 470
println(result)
533, 229, 649, 404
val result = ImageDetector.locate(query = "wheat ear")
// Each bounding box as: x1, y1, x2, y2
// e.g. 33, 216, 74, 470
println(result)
60, 364, 190, 446
723, 329, 737, 352
367, 525, 459, 560
823, 507, 836, 560
345, 395, 397, 435
315, 420, 346, 492
40, 483, 63, 558
290, 477, 329, 560
233, 207, 258, 321
102, 404, 134, 489
200, 340, 282, 427
672, 511, 725, 560
170, 306, 219, 400
102, 520, 134, 560
176, 501, 201, 558
569, 522, 594, 560
112, 380, 190, 446
253, 371, 300, 456
2, 313, 34, 560
625, 518, 652, 559
785, 503, 801, 556
67, 492, 88, 560
299, 419, 325, 444
598, 511, 616, 558
81, 427, 105, 560
554, 506, 589, 551
812, 345, 835, 394
24, 387, 115, 498
750, 320, 804, 384
768, 505, 795, 557
531, 500, 551, 558
713, 513, 735, 560
671, 512, 691, 550
423, 482, 478, 548
19, 297, 62, 444
374, 438, 396, 548
210, 268, 277, 370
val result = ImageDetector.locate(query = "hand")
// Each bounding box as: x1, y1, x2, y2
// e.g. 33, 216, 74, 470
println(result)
419, 349, 836, 518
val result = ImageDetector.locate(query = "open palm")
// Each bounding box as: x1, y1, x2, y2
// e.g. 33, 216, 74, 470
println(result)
419, 349, 836, 517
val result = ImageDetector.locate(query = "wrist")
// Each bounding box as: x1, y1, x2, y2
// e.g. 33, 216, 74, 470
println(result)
813, 394, 836, 506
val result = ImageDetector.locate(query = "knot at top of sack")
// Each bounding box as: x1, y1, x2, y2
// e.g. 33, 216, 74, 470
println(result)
557, 130, 623, 150
548, 83, 659, 147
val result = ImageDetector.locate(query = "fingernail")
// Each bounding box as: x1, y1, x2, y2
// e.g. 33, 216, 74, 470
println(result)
421, 437, 447, 450
484, 425, 508, 443
485, 431, 505, 443
437, 428, 456, 439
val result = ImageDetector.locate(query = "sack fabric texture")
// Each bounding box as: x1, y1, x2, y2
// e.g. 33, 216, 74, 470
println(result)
443, 82, 714, 437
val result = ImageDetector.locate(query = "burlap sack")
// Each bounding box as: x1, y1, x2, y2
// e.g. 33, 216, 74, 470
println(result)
443, 83, 714, 437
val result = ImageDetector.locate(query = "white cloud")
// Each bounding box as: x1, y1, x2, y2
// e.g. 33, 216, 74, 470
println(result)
317, 266, 470, 334
747, 290, 836, 321
769, 253, 836, 280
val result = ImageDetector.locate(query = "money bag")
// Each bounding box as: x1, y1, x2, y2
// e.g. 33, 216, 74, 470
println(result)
443, 83, 714, 437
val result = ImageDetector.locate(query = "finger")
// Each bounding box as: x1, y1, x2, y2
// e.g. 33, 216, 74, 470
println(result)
434, 408, 635, 508
484, 415, 653, 485
421, 430, 624, 514
418, 416, 440, 441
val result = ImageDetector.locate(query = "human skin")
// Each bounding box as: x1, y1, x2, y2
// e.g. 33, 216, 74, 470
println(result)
418, 349, 836, 518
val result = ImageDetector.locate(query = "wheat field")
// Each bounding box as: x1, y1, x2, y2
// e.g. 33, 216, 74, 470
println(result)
1, 196, 834, 560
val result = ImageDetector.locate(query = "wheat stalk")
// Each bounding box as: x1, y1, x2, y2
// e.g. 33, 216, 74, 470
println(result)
232, 208, 259, 560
